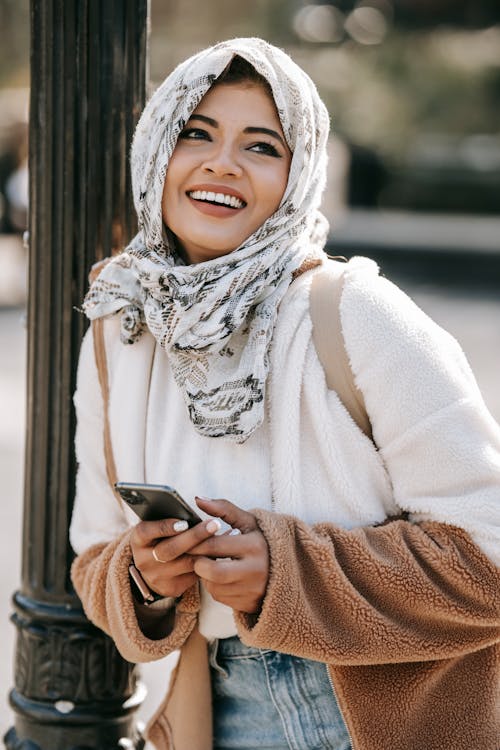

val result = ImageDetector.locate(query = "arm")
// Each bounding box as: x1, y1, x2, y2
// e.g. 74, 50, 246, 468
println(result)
340, 260, 500, 565
187, 498, 499, 665
71, 530, 200, 662
234, 510, 500, 665
70, 322, 200, 661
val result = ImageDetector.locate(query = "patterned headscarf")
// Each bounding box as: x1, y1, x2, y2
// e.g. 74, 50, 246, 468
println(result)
83, 38, 330, 442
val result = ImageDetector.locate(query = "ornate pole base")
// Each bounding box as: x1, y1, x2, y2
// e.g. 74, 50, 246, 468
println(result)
4, 716, 144, 750
4, 594, 146, 750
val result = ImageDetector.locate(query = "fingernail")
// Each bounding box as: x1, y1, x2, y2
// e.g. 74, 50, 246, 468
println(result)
206, 519, 221, 534
173, 520, 189, 532
196, 495, 213, 502
229, 528, 241, 536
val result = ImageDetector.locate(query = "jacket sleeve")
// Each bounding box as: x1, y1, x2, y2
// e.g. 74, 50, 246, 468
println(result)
70, 531, 200, 663
234, 511, 500, 666
340, 259, 500, 566
70, 323, 200, 662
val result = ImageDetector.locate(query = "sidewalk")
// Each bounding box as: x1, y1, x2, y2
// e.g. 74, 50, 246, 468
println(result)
1, 235, 499, 740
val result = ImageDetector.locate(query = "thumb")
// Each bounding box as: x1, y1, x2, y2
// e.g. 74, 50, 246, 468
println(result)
195, 496, 258, 534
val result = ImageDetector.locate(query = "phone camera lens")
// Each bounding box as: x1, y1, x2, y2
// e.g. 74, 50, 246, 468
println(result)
123, 489, 140, 505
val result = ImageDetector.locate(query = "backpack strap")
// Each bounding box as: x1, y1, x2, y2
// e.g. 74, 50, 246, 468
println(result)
92, 317, 123, 502
310, 260, 373, 441
89, 255, 123, 502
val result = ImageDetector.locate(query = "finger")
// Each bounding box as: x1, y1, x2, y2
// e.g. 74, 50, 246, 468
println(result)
151, 518, 223, 563
193, 556, 239, 585
189, 532, 251, 559
195, 497, 258, 534
135, 552, 195, 579
131, 517, 193, 547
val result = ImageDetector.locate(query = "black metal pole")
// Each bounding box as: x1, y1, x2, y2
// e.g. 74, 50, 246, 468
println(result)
4, 1, 149, 748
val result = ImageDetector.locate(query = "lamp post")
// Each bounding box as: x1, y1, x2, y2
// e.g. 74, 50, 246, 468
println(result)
4, 1, 149, 748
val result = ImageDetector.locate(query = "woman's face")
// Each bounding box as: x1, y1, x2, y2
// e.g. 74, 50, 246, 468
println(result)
162, 82, 292, 264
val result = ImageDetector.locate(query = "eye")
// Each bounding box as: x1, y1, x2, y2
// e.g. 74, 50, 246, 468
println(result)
248, 141, 282, 158
178, 127, 211, 141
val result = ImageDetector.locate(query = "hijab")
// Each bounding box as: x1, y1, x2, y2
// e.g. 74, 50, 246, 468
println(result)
83, 37, 330, 442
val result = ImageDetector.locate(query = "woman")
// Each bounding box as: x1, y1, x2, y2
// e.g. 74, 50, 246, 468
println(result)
70, 38, 500, 750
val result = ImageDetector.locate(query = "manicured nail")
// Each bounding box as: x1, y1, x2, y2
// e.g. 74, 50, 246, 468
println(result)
229, 528, 241, 536
173, 520, 189, 533
206, 519, 221, 534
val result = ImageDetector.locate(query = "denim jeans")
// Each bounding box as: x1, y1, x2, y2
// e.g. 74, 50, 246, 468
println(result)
210, 636, 352, 750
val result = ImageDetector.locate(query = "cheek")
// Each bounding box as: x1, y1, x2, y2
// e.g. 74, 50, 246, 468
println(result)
162, 148, 186, 199
162, 163, 181, 224
259, 168, 289, 218
161, 184, 171, 227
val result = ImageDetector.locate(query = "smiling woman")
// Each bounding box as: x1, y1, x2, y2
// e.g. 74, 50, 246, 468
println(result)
70, 37, 500, 750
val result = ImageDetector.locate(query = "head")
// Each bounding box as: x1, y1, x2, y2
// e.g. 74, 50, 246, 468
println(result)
161, 57, 292, 263
131, 38, 330, 264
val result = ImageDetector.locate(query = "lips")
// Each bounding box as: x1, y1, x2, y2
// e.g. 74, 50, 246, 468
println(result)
188, 190, 245, 209
186, 184, 247, 210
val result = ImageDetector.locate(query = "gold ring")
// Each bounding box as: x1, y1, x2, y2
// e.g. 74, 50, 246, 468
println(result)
152, 546, 167, 564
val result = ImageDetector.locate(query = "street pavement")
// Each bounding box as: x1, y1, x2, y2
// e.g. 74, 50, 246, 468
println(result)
1, 238, 499, 740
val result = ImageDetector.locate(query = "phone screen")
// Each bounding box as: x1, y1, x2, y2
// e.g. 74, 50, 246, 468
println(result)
115, 482, 201, 526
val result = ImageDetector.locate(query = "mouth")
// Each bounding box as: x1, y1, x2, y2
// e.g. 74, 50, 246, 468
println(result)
187, 189, 247, 210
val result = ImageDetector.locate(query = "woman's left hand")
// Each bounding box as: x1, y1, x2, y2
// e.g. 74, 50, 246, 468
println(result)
189, 497, 270, 614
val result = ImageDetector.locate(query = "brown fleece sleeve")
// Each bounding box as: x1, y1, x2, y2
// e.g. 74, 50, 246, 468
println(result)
71, 530, 200, 663
235, 512, 500, 665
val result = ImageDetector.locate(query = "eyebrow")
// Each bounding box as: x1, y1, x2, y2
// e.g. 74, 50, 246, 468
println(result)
188, 114, 287, 150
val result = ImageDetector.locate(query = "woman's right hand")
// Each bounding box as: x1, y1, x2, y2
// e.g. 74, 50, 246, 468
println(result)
130, 517, 222, 599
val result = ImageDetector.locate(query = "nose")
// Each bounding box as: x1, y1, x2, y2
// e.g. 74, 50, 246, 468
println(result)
201, 143, 243, 178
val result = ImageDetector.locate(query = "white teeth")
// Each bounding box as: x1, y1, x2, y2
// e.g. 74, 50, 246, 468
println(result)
188, 190, 244, 208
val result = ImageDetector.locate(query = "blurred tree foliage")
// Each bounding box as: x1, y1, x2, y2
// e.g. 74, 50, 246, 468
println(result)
0, 0, 29, 86
292, 28, 500, 159
150, 0, 293, 79
150, 2, 500, 162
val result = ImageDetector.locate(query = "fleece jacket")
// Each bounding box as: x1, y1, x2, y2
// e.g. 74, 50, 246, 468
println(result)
71, 258, 500, 749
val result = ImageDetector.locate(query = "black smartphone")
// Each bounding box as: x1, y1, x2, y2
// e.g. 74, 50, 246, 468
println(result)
115, 482, 202, 527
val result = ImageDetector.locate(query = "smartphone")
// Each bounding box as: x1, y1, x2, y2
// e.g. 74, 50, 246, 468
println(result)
115, 482, 202, 527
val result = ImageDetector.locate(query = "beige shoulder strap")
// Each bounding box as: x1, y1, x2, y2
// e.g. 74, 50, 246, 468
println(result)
88, 256, 123, 501
91, 317, 122, 502
310, 261, 373, 441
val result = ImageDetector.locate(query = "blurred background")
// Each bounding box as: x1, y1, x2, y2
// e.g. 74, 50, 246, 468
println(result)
1, 0, 499, 739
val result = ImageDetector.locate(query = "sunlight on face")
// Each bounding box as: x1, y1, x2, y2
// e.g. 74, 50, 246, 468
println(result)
162, 83, 291, 264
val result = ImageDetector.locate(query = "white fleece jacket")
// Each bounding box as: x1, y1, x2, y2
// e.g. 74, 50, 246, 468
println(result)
70, 258, 500, 634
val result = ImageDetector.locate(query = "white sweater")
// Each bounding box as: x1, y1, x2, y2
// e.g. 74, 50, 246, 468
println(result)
70, 258, 500, 639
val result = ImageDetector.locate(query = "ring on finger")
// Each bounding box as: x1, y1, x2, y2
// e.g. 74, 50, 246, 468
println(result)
152, 546, 167, 564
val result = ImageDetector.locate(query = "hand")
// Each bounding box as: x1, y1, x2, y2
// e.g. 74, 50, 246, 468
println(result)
130, 516, 223, 599
190, 497, 270, 614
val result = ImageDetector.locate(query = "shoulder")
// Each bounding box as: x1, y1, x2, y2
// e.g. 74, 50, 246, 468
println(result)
76, 313, 158, 401
76, 315, 122, 377
339, 257, 481, 435
339, 256, 471, 380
